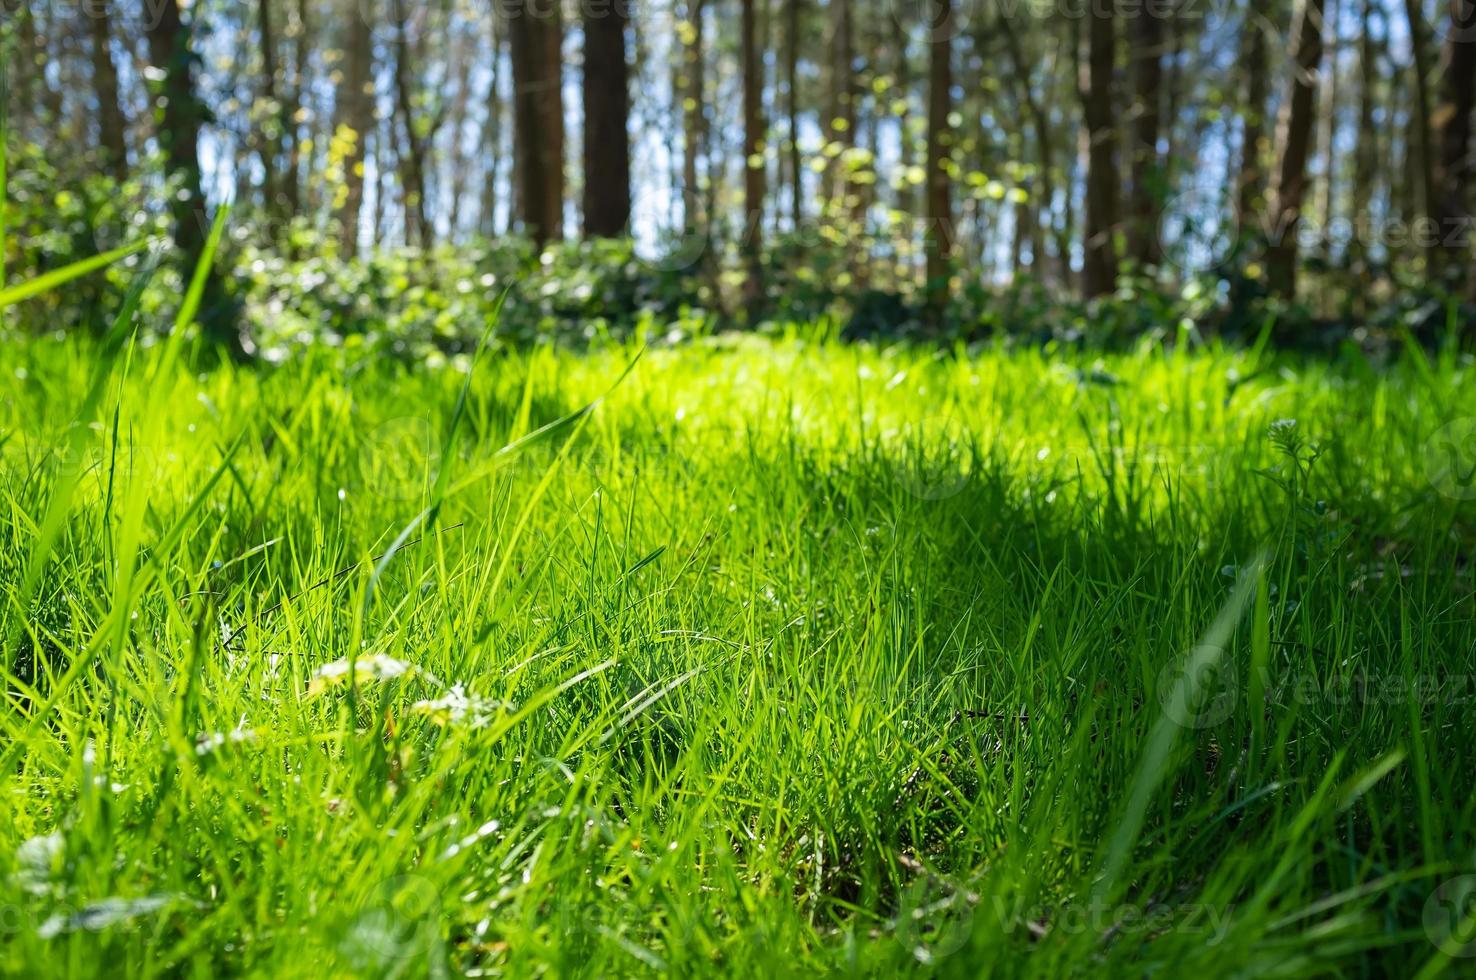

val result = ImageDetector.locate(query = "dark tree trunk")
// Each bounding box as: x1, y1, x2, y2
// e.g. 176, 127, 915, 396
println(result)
87, 0, 129, 181
1081, 0, 1120, 297
924, 0, 954, 314
582, 0, 632, 237
1236, 0, 1272, 243
1432, 0, 1476, 276
786, 0, 803, 230
1127, 4, 1164, 270
142, 0, 240, 354
258, 0, 287, 230
508, 0, 565, 248
1405, 0, 1437, 257
741, 0, 765, 316
681, 0, 706, 234
1265, 0, 1327, 299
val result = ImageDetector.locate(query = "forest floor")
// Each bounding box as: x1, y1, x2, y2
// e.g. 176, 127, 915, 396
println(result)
2, 329, 1475, 976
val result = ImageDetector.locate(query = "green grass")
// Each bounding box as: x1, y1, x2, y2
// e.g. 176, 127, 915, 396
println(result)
1, 323, 1475, 977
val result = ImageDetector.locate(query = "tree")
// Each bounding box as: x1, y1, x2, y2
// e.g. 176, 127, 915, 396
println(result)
1265, 0, 1327, 299
583, 0, 632, 237
508, 0, 565, 248
1127, 2, 1165, 270
258, 0, 289, 231
681, 0, 707, 234
87, 0, 129, 181
1405, 0, 1438, 250
785, 0, 804, 229
142, 0, 241, 354
1081, 0, 1120, 296
740, 0, 765, 316
1432, 0, 1476, 277
391, 0, 430, 247
337, 0, 374, 256
1236, 0, 1273, 244
924, 0, 954, 314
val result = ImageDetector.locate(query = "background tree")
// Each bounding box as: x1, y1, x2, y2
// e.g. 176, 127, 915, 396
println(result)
1432, 0, 1476, 280
583, 0, 632, 237
1080, 0, 1119, 297
508, 0, 565, 247
924, 0, 955, 314
1265, 0, 1328, 299
87, 0, 128, 181
142, 0, 240, 354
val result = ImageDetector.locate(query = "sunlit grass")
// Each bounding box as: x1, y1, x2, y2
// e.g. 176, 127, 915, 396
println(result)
0, 326, 1473, 976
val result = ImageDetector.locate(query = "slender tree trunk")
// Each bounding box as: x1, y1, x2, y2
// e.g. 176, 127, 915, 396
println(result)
1432, 0, 1476, 277
823, 0, 855, 210
1126, 3, 1164, 269
787, 0, 804, 230
391, 0, 429, 247
1404, 0, 1437, 256
142, 0, 240, 354
1265, 0, 1327, 299
582, 0, 632, 237
1351, 0, 1379, 272
999, 10, 1062, 284
481, 19, 505, 238
287, 0, 308, 218
87, 0, 129, 180
258, 0, 287, 231
681, 0, 706, 234
924, 0, 954, 314
741, 0, 765, 316
1080, 0, 1119, 297
1236, 0, 1272, 243
338, 0, 373, 256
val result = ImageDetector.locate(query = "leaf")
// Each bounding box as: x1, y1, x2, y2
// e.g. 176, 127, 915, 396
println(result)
0, 239, 155, 310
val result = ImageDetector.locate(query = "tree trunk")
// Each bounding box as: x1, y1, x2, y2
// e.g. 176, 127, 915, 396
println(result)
508, 0, 565, 248
258, 0, 288, 231
999, 10, 1063, 285
1350, 0, 1379, 272
1265, 0, 1327, 299
87, 0, 129, 180
787, 0, 804, 230
1432, 0, 1476, 276
481, 21, 506, 238
741, 0, 766, 317
681, 0, 706, 234
1080, 0, 1119, 297
924, 0, 954, 314
338, 0, 373, 256
391, 0, 430, 247
1404, 0, 1437, 257
1236, 0, 1272, 244
582, 0, 632, 237
142, 0, 240, 354
1126, 4, 1164, 270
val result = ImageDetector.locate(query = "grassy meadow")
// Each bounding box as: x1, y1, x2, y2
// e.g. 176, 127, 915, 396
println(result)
1, 321, 1474, 976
